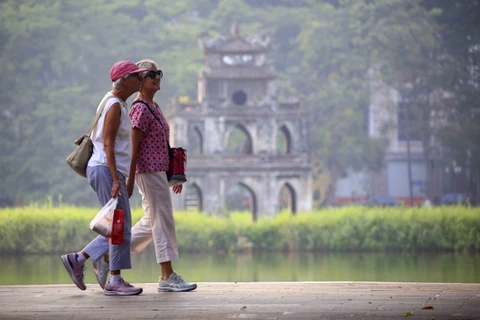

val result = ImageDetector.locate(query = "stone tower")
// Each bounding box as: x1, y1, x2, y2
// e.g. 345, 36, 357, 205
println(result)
168, 25, 312, 220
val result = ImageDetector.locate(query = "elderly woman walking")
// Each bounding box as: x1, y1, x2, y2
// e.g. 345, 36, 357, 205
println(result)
127, 59, 196, 292
61, 60, 147, 296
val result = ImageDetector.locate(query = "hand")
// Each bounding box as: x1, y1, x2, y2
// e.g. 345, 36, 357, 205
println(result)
172, 184, 183, 194
126, 178, 135, 198
111, 179, 122, 198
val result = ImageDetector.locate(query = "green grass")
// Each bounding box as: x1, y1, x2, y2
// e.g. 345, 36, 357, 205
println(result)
0, 205, 479, 254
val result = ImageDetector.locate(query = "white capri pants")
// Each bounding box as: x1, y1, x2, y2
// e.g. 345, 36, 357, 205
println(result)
130, 171, 179, 263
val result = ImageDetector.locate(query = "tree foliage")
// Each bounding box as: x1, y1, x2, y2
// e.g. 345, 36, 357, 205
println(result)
0, 0, 477, 206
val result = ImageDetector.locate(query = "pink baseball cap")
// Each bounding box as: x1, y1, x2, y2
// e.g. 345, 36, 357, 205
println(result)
110, 61, 148, 81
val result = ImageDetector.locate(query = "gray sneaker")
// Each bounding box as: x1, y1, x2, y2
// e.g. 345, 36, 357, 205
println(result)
158, 272, 197, 292
93, 257, 109, 289
104, 278, 143, 296
61, 253, 86, 291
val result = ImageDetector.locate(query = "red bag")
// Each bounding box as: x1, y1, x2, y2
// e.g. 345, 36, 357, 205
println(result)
109, 209, 124, 245
168, 147, 187, 186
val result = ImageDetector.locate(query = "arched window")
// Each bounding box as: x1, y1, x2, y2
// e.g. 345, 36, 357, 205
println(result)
278, 183, 297, 215
185, 183, 202, 212
226, 125, 253, 155
225, 183, 257, 221
276, 125, 292, 154
188, 127, 203, 155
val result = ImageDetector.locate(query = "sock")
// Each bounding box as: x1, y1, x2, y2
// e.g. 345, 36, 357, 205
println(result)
75, 252, 86, 264
109, 274, 121, 284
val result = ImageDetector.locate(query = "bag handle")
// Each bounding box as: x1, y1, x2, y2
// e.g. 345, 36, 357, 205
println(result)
133, 100, 174, 157
86, 95, 115, 137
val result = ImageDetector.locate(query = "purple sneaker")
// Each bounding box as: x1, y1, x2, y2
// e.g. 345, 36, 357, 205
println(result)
61, 253, 86, 290
104, 278, 143, 296
93, 257, 109, 289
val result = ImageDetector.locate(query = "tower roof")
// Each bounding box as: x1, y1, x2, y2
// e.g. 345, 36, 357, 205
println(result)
198, 24, 272, 54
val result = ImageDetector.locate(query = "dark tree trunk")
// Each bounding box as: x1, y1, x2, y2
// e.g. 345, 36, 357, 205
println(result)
325, 164, 340, 206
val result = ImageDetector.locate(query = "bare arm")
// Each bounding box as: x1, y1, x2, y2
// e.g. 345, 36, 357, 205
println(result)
127, 127, 144, 198
103, 102, 122, 198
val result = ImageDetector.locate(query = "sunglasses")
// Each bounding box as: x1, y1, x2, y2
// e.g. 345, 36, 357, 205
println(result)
125, 73, 142, 80
144, 70, 163, 79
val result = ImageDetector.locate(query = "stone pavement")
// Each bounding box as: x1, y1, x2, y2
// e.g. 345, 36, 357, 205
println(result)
0, 282, 479, 320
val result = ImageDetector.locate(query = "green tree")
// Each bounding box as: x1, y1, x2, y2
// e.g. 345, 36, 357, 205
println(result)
365, 0, 441, 202
1, 0, 476, 207
420, 0, 480, 199
291, 0, 389, 204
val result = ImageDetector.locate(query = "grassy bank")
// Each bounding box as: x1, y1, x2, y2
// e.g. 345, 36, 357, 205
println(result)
0, 206, 479, 254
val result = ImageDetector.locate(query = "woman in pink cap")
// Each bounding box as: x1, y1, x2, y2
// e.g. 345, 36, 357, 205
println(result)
61, 61, 147, 296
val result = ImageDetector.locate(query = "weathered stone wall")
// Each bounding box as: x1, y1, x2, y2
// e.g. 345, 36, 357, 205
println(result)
169, 100, 312, 218
169, 27, 312, 218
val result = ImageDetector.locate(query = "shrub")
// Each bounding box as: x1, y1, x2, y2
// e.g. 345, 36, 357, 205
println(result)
0, 205, 479, 254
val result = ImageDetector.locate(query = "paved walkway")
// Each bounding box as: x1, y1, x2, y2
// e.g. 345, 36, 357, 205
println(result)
0, 282, 479, 319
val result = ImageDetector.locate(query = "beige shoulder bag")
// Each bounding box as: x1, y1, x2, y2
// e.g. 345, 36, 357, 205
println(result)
66, 96, 112, 178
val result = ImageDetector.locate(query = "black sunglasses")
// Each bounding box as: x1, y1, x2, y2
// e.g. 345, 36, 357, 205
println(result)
125, 73, 142, 80
145, 70, 163, 79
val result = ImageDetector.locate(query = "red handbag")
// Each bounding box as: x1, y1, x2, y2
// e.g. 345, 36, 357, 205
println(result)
168, 147, 187, 186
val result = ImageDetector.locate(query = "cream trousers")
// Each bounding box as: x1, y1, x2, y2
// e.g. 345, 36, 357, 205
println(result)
130, 171, 178, 263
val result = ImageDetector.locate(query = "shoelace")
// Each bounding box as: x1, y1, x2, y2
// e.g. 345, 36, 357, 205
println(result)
70, 257, 85, 280
174, 274, 186, 284
120, 279, 133, 287
74, 267, 85, 280
100, 263, 109, 275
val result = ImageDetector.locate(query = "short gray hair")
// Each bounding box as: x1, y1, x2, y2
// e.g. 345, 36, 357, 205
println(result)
112, 73, 138, 89
136, 59, 158, 77
112, 78, 123, 89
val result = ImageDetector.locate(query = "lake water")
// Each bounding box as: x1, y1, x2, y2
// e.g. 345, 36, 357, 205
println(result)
1, 251, 479, 285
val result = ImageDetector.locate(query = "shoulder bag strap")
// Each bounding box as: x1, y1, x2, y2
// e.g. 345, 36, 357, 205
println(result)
86, 96, 114, 137
135, 100, 163, 125
133, 100, 173, 155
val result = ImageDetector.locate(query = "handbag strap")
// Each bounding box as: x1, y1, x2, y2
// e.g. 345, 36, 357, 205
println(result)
133, 100, 174, 157
86, 95, 115, 136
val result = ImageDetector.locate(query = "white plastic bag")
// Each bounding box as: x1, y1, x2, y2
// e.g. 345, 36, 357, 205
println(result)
89, 197, 118, 238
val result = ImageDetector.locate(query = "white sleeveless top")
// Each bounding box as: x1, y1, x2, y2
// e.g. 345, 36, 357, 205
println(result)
88, 92, 131, 177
